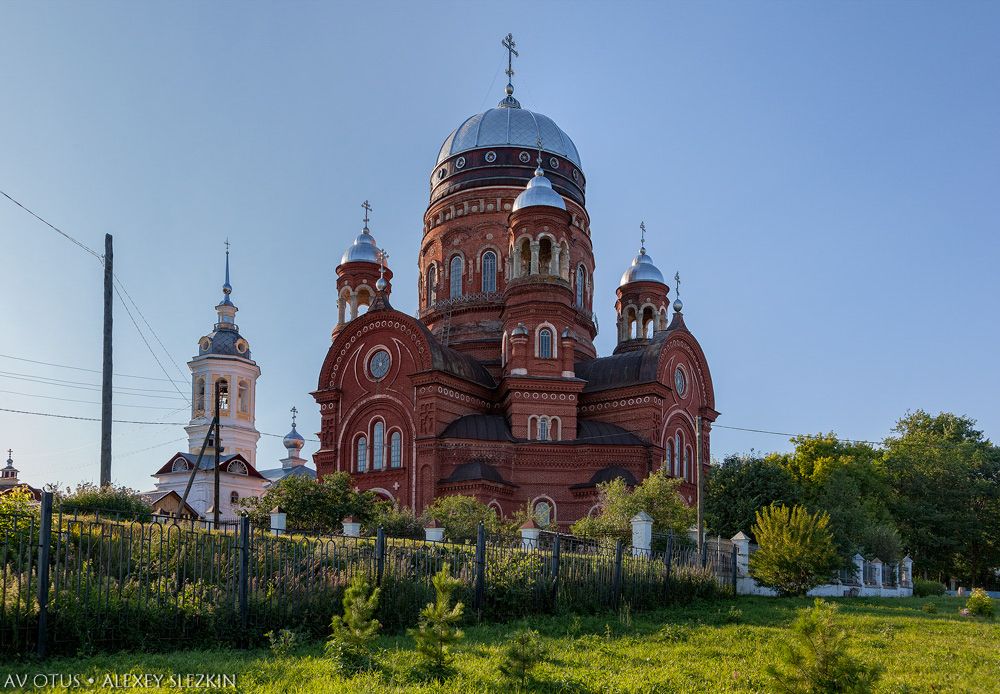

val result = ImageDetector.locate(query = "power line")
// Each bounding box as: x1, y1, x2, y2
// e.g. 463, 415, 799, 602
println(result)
0, 189, 102, 260
112, 274, 190, 384
112, 278, 191, 405
0, 406, 187, 426
711, 424, 882, 447
0, 353, 185, 383
0, 389, 185, 410
0, 373, 188, 400
0, 368, 183, 393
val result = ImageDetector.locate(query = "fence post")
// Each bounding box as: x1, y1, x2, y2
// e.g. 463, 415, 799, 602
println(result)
238, 514, 250, 632
731, 545, 738, 595
664, 530, 673, 591
550, 532, 561, 610
474, 522, 486, 617
613, 539, 624, 607
375, 526, 386, 586
35, 491, 53, 659
700, 539, 708, 568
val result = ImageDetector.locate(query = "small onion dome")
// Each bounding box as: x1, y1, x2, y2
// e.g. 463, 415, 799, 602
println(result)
673, 297, 684, 313
619, 249, 665, 287
561, 328, 574, 339
340, 229, 381, 264
375, 276, 387, 292
512, 322, 529, 336
282, 423, 305, 452
512, 166, 566, 212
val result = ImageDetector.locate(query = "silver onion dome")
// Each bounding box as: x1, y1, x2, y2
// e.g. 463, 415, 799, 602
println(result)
512, 166, 566, 212
619, 250, 666, 287
437, 107, 581, 168
340, 229, 380, 265
283, 423, 305, 452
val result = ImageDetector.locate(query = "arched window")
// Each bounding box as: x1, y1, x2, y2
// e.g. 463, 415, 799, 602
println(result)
194, 378, 206, 414
674, 433, 682, 477
356, 435, 368, 473
230, 490, 239, 505
389, 431, 402, 468
481, 251, 497, 292
665, 440, 674, 475
538, 238, 553, 275
534, 500, 553, 528
538, 328, 553, 359
684, 446, 691, 481
237, 380, 250, 414
449, 255, 463, 298
372, 421, 385, 471
227, 460, 247, 475
538, 417, 549, 441
426, 265, 437, 306
171, 457, 190, 472
216, 378, 230, 414
576, 265, 586, 307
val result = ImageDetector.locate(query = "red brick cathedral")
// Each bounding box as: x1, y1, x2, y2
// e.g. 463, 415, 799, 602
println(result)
313, 43, 717, 528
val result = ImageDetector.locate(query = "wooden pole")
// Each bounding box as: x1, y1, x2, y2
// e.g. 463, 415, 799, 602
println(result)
213, 380, 221, 528
100, 233, 113, 487
695, 414, 704, 552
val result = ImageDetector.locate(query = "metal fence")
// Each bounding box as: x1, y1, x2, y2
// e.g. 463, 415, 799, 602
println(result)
1, 494, 735, 658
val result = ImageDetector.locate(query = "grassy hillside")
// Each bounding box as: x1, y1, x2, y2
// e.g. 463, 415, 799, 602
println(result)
5, 596, 998, 693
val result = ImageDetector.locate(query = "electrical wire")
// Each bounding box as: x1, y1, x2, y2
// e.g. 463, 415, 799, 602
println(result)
0, 389, 187, 410
0, 369, 184, 394
0, 353, 185, 383
711, 424, 882, 447
112, 273, 190, 384
0, 189, 102, 260
0, 407, 187, 425
0, 373, 188, 400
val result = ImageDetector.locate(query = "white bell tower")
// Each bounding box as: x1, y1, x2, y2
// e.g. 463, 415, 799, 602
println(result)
185, 242, 261, 466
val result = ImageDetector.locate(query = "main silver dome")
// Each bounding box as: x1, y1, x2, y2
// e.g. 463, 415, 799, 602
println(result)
512, 167, 566, 212
619, 251, 666, 286
437, 107, 582, 168
341, 230, 380, 265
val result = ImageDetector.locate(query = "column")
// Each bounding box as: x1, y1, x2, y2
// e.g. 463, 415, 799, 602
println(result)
630, 511, 653, 557
530, 241, 540, 275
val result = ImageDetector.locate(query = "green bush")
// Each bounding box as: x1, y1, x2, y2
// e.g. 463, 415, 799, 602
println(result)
921, 602, 937, 614
409, 566, 465, 680
265, 628, 301, 657
498, 628, 547, 685
241, 474, 376, 533
965, 588, 994, 619
913, 578, 946, 597
766, 599, 882, 693
366, 502, 423, 538
58, 483, 151, 521
421, 495, 500, 543
326, 575, 381, 673
749, 504, 839, 597
571, 471, 693, 545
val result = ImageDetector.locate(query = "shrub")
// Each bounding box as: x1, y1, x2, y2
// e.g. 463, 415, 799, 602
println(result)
749, 504, 839, 597
421, 495, 500, 543
409, 566, 465, 680
858, 523, 902, 564
366, 502, 423, 538
570, 471, 693, 545
326, 575, 382, 673
241, 474, 376, 533
498, 628, 547, 685
766, 599, 881, 693
58, 483, 151, 521
965, 588, 994, 619
913, 578, 946, 597
265, 628, 300, 657
0, 488, 39, 545
921, 602, 937, 614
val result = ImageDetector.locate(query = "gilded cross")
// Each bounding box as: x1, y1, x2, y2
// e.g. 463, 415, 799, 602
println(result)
674, 271, 681, 298
290, 406, 297, 426
5, 449, 11, 462
224, 238, 230, 253
640, 221, 646, 251
379, 248, 389, 277
536, 136, 544, 168
502, 33, 518, 84
361, 200, 373, 231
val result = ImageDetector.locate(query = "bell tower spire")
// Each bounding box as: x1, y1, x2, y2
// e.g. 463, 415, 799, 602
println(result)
216, 240, 238, 327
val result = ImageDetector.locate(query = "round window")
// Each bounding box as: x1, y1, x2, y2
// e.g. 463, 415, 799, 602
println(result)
674, 366, 687, 396
485, 151, 497, 163
455, 156, 466, 169
549, 157, 560, 169
519, 151, 531, 163
236, 339, 248, 354
369, 349, 391, 380
437, 167, 447, 180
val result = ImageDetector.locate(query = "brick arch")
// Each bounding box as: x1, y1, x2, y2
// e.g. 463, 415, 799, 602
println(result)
659, 332, 716, 412
318, 312, 435, 390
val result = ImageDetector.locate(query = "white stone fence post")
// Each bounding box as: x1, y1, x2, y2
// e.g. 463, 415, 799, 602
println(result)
630, 511, 653, 557
730, 532, 751, 577
520, 519, 540, 550
269, 506, 286, 536
901, 555, 913, 587
853, 553, 865, 585
342, 516, 361, 538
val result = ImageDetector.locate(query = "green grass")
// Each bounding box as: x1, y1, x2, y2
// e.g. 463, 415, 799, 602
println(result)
3, 597, 998, 692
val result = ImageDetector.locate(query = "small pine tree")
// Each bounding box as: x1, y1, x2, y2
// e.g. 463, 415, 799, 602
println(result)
498, 628, 546, 686
749, 504, 840, 596
408, 566, 465, 680
766, 599, 881, 693
325, 575, 381, 673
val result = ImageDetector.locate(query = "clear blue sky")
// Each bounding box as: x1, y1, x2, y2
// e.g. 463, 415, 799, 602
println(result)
2, 1, 998, 492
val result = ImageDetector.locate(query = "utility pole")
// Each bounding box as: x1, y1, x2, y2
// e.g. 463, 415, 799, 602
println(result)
100, 233, 113, 487
213, 380, 221, 528
695, 414, 704, 552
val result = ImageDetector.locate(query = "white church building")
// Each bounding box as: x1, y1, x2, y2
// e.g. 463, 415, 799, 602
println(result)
150, 246, 314, 520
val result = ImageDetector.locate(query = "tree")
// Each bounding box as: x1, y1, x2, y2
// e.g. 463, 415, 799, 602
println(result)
421, 495, 501, 543
704, 453, 800, 539
881, 411, 1000, 584
749, 504, 840, 596
570, 470, 693, 544
766, 599, 881, 693
769, 435, 889, 562
241, 473, 376, 533
58, 483, 151, 521
408, 566, 465, 679
498, 628, 547, 686
325, 575, 382, 673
